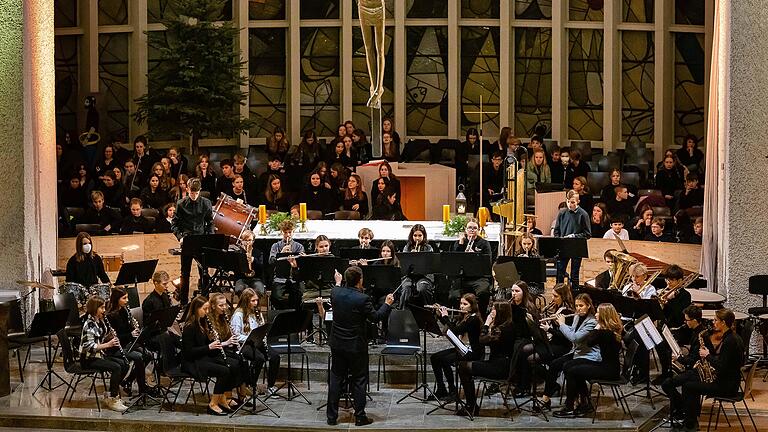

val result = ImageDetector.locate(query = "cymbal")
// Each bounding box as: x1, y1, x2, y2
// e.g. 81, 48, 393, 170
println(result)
16, 280, 55, 290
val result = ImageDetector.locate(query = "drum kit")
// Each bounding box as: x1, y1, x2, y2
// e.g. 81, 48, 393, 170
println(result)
212, 192, 257, 245
56, 282, 113, 307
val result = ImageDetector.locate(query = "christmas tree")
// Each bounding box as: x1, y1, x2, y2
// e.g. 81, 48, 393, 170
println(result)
134, 0, 253, 154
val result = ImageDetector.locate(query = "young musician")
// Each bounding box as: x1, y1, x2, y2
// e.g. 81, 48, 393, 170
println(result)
171, 178, 214, 303
449, 218, 493, 314
622, 263, 657, 299
429, 294, 484, 401
79, 296, 132, 412
268, 220, 304, 310
300, 235, 336, 302
400, 224, 435, 308
231, 288, 280, 396
516, 233, 539, 257
457, 302, 517, 417
593, 249, 616, 290
105, 287, 154, 397
554, 303, 623, 418
354, 228, 374, 249
660, 305, 705, 418
326, 266, 395, 426
208, 293, 249, 403
666, 309, 744, 432
554, 190, 591, 289
66, 232, 110, 286
181, 295, 243, 416
141, 271, 177, 347
233, 230, 265, 296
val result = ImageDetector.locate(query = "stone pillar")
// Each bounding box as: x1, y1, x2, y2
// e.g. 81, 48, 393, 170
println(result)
721, 0, 768, 315
0, 1, 58, 298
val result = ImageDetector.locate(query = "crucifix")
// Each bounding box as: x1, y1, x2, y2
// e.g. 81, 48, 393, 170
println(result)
463, 95, 499, 210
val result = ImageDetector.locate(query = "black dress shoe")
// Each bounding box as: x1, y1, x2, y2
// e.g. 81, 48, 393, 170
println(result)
206, 406, 227, 416
574, 403, 594, 417
355, 416, 373, 426
217, 404, 233, 414
327, 418, 338, 426
651, 372, 671, 386
553, 408, 577, 418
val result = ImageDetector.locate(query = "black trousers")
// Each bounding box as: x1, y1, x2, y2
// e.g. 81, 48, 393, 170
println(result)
449, 277, 492, 315
241, 344, 280, 387
327, 348, 368, 421
430, 348, 458, 393
179, 254, 208, 304
82, 356, 125, 397
458, 357, 510, 409
563, 359, 619, 407
661, 369, 698, 416
543, 352, 574, 397
193, 356, 245, 394
270, 280, 301, 310
663, 370, 735, 427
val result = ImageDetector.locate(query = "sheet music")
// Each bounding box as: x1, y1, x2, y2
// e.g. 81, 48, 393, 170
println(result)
662, 325, 681, 357
634, 315, 662, 350
446, 329, 471, 356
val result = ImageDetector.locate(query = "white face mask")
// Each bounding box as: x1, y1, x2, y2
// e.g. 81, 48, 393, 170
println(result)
82, 243, 92, 254
561, 156, 570, 164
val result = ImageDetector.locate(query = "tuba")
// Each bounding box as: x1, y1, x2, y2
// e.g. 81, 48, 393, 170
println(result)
609, 251, 638, 291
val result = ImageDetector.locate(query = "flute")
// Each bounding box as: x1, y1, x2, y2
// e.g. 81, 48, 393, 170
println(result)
539, 313, 576, 322
350, 257, 388, 264
276, 251, 331, 261
425, 304, 466, 314
303, 297, 330, 304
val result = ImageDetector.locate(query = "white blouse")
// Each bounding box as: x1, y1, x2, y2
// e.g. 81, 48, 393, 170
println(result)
230, 309, 265, 344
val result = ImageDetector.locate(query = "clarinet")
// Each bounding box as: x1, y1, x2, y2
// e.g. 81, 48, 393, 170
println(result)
104, 315, 129, 360
205, 315, 227, 360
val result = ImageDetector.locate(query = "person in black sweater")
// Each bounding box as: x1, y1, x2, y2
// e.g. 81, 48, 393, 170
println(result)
230, 174, 253, 205
154, 203, 175, 234
216, 159, 236, 198
66, 232, 110, 286
370, 161, 400, 205
105, 287, 154, 397
457, 302, 518, 417
351, 129, 373, 165
172, 178, 214, 303
82, 190, 122, 234
565, 150, 590, 189
120, 198, 154, 234
263, 174, 290, 212
257, 156, 285, 200
676, 134, 705, 176
371, 187, 406, 221
655, 155, 685, 207
600, 169, 638, 205
341, 174, 369, 218
95, 171, 126, 210
59, 173, 88, 209
660, 305, 706, 414
139, 174, 172, 211
448, 218, 493, 314
194, 155, 218, 197
554, 190, 592, 288
553, 303, 624, 418
605, 185, 635, 221
299, 171, 337, 215
551, 147, 575, 185
677, 173, 704, 210
644, 217, 676, 242
479, 151, 506, 210
429, 294, 484, 401
572, 176, 593, 213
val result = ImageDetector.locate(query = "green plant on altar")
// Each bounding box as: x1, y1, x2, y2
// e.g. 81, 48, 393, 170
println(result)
266, 212, 297, 234
443, 215, 468, 237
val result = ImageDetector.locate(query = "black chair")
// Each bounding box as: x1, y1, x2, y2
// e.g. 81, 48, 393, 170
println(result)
598, 154, 622, 172
587, 340, 639, 424
75, 223, 103, 235
8, 299, 46, 383
621, 172, 641, 188
638, 188, 662, 197
570, 141, 593, 161
587, 172, 611, 198
268, 332, 311, 389
652, 206, 672, 217
53, 293, 83, 338
57, 329, 106, 412
141, 208, 160, 220
376, 309, 421, 390
747, 275, 768, 317
64, 207, 86, 226
706, 361, 758, 432
476, 354, 519, 419
156, 332, 207, 413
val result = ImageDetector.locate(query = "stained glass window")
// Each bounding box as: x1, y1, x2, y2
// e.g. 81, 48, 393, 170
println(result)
674, 33, 705, 145
99, 0, 128, 25
621, 31, 654, 143
675, 0, 705, 26
98, 34, 130, 141
54, 36, 79, 137
405, 27, 448, 136
461, 27, 500, 136
623, 0, 653, 23
406, 1, 449, 19
515, 0, 552, 20
353, 0, 394, 20
146, 32, 178, 141
148, 0, 178, 23
461, 0, 500, 19
55, 0, 77, 27
249, 0, 285, 20
514, 28, 552, 138
249, 29, 287, 138
301, 0, 339, 20
352, 27, 394, 135
300, 28, 340, 136
568, 29, 604, 141
569, 0, 603, 21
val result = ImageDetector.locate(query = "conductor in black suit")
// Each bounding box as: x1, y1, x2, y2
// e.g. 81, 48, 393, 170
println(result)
325, 266, 395, 426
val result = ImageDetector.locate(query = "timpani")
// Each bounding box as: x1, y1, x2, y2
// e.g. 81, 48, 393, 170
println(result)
701, 309, 749, 321
686, 288, 725, 307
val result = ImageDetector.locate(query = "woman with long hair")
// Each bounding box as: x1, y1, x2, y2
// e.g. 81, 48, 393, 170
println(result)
516, 233, 539, 257
370, 161, 400, 204
266, 127, 290, 161
105, 287, 153, 397
263, 174, 290, 212
351, 128, 372, 164
195, 154, 217, 195
298, 170, 337, 214
66, 232, 110, 286
151, 162, 172, 191
94, 144, 117, 179
526, 147, 552, 189
230, 288, 280, 396
139, 174, 172, 211
399, 224, 434, 307
572, 176, 593, 213
591, 203, 609, 238
342, 174, 368, 218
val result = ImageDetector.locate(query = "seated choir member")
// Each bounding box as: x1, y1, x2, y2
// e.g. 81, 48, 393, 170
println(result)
154, 203, 175, 234
139, 174, 172, 211
449, 218, 493, 313
593, 249, 616, 290
660, 305, 705, 420
66, 232, 110, 286
120, 198, 154, 234
353, 227, 374, 249
105, 287, 155, 397
230, 174, 253, 205
263, 174, 290, 212
370, 187, 406, 221
622, 263, 657, 299
539, 293, 597, 408
233, 229, 265, 296
181, 295, 244, 416
342, 174, 369, 218
79, 296, 133, 412
662, 309, 744, 432
230, 288, 280, 397
516, 233, 539, 257
456, 302, 517, 417
83, 190, 122, 234
644, 217, 676, 242
370, 161, 400, 204
429, 294, 484, 401
268, 220, 305, 310
399, 224, 435, 308
299, 170, 337, 215
553, 303, 624, 418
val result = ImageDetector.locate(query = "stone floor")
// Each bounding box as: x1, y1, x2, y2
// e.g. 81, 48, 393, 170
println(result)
1, 342, 767, 432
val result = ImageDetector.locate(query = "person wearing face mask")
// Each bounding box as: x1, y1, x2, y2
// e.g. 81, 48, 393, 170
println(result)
172, 178, 214, 304
554, 190, 592, 289
551, 148, 574, 186
66, 232, 110, 287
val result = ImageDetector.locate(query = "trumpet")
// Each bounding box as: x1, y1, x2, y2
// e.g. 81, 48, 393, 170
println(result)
539, 313, 576, 322
275, 251, 331, 261
425, 304, 466, 314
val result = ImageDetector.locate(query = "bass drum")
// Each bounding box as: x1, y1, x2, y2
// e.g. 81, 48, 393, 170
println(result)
88, 283, 112, 301
59, 282, 87, 306
212, 193, 257, 245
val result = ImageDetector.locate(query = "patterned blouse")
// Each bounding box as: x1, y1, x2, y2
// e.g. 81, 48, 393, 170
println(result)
79, 315, 107, 360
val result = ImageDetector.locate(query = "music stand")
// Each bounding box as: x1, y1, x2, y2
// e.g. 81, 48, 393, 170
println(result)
537, 236, 589, 259
122, 322, 163, 413
268, 309, 313, 404
362, 266, 401, 299
30, 309, 71, 395
624, 314, 666, 407
426, 327, 476, 419
397, 305, 442, 405
115, 259, 158, 288
181, 234, 229, 296
200, 247, 240, 292
439, 252, 492, 307
339, 248, 380, 261
298, 256, 348, 345
230, 323, 280, 418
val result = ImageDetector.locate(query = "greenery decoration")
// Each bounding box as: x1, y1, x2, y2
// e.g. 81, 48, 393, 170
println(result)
133, 0, 254, 154
443, 215, 468, 237
266, 212, 296, 234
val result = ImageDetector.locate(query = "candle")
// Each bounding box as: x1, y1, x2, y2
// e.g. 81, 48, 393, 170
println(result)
478, 207, 488, 227
258, 205, 267, 225
299, 202, 307, 221
442, 205, 450, 223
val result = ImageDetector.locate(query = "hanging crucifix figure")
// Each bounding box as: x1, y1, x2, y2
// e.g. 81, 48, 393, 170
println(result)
358, 0, 386, 108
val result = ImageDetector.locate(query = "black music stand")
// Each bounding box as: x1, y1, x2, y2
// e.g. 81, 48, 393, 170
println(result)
268, 309, 313, 404
439, 252, 492, 307
624, 313, 666, 407
145, 304, 182, 338
230, 323, 280, 418
298, 256, 348, 345
200, 247, 240, 292
397, 305, 442, 405
30, 309, 71, 395
362, 266, 401, 299
397, 252, 440, 307
538, 236, 588, 288
181, 234, 229, 296
116, 260, 158, 307
339, 248, 380, 261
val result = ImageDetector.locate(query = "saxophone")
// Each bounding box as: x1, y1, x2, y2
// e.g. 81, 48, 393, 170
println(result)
206, 315, 227, 360
693, 330, 716, 383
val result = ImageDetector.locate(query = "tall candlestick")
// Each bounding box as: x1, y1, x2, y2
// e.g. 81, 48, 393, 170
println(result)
478, 207, 488, 227
442, 205, 450, 223
299, 202, 307, 221
258, 205, 267, 225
